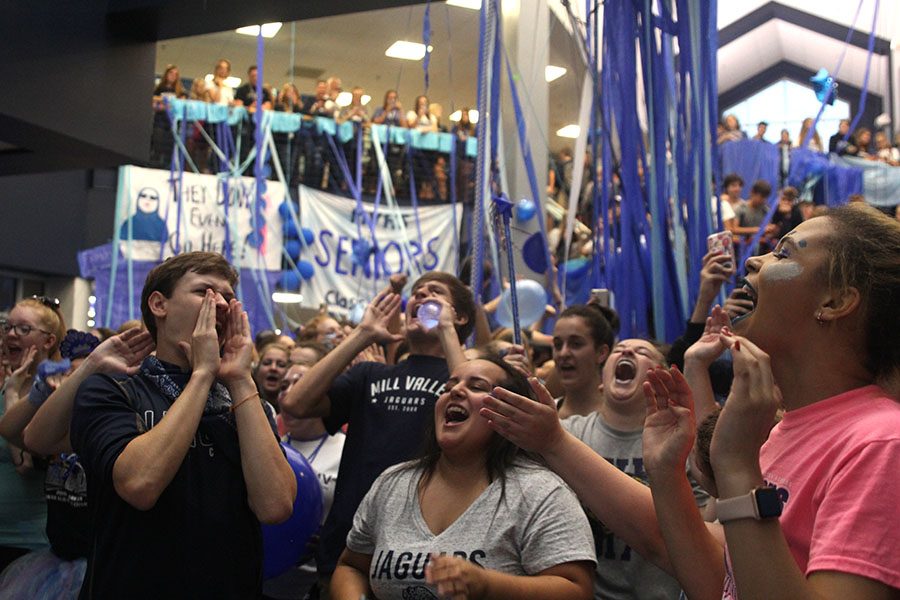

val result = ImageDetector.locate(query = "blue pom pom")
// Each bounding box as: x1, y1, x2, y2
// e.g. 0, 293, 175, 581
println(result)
278, 201, 294, 220
246, 230, 264, 249
279, 270, 302, 291
285, 239, 301, 260
283, 218, 299, 239
297, 260, 315, 280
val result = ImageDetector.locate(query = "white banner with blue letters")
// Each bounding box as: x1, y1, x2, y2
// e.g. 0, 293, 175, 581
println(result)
299, 186, 462, 314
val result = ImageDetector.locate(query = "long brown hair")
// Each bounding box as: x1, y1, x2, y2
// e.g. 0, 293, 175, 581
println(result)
154, 64, 185, 98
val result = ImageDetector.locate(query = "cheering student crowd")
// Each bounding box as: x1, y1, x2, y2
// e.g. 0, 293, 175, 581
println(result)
151, 61, 476, 203
1, 201, 900, 600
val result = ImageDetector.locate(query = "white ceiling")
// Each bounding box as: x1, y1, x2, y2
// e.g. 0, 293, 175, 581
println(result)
717, 19, 890, 95
718, 0, 900, 42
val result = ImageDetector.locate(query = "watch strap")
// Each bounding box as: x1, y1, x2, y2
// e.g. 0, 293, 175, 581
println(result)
715, 491, 760, 523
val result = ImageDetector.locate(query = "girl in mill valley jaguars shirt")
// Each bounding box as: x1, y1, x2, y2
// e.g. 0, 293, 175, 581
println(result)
331, 356, 596, 600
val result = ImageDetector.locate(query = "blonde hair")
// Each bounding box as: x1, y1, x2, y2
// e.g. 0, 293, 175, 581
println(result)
16, 298, 66, 360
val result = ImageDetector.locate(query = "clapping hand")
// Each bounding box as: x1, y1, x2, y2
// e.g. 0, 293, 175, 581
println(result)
88, 328, 154, 376
6, 346, 38, 392
642, 366, 697, 475
359, 291, 404, 345
684, 305, 731, 368
480, 377, 563, 455
709, 333, 780, 477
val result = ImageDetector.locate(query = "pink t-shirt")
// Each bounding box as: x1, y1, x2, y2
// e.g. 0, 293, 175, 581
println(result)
723, 385, 900, 597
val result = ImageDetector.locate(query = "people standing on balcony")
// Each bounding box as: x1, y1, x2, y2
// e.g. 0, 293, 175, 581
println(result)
406, 95, 439, 132
796, 117, 823, 152
233, 65, 272, 111
337, 87, 369, 124
275, 83, 303, 188
205, 59, 235, 106
150, 65, 187, 169
233, 65, 274, 167
371, 90, 405, 127
187, 78, 213, 173
828, 119, 852, 155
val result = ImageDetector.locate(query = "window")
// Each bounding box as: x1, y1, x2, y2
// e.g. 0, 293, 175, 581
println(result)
722, 79, 850, 145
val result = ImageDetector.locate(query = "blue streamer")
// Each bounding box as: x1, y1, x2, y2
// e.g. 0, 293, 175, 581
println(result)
423, 1, 432, 93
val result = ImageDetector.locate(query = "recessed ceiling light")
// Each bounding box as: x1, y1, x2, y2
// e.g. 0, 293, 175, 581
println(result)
205, 74, 243, 88
449, 109, 479, 123
556, 124, 580, 138
385, 40, 434, 61
446, 0, 482, 8
235, 23, 283, 38
335, 92, 373, 107
545, 65, 567, 82
272, 292, 303, 303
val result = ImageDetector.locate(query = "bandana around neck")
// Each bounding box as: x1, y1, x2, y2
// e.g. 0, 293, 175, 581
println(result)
139, 355, 233, 417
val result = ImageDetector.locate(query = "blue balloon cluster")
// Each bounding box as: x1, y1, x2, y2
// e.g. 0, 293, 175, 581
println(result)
279, 200, 316, 285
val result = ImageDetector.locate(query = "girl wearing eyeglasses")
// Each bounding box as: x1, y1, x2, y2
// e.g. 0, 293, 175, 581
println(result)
0, 297, 65, 571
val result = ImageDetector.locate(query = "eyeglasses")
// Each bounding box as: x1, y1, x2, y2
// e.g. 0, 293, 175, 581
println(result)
31, 296, 61, 311
1, 322, 52, 336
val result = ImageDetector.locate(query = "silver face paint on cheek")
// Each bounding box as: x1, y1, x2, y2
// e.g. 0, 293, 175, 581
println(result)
763, 261, 803, 282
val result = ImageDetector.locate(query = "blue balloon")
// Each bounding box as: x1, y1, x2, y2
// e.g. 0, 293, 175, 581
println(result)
495, 279, 547, 328
297, 260, 315, 280
522, 232, 548, 274
810, 68, 836, 106
245, 230, 264, 249
301, 227, 315, 246
516, 198, 537, 222
279, 270, 301, 291
278, 200, 295, 221
285, 239, 302, 260
262, 443, 323, 580
284, 218, 299, 239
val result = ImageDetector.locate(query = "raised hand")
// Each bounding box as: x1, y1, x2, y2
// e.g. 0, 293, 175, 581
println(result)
709, 333, 780, 477
684, 305, 732, 368
425, 553, 486, 600
480, 377, 563, 455
358, 291, 404, 345
7, 346, 38, 391
218, 299, 254, 384
642, 366, 696, 475
87, 328, 155, 376
697, 251, 735, 304
178, 289, 221, 377
500, 344, 532, 378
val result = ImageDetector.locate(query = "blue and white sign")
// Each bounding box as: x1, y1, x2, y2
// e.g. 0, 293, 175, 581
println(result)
299, 186, 462, 314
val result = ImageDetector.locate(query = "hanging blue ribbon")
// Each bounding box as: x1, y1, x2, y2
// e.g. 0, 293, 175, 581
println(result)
423, 1, 432, 93
503, 52, 553, 278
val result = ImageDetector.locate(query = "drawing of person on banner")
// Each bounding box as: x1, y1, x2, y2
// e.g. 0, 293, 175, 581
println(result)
120, 187, 168, 242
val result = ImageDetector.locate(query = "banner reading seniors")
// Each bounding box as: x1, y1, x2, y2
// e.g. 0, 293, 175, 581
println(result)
116, 166, 284, 270
299, 186, 462, 315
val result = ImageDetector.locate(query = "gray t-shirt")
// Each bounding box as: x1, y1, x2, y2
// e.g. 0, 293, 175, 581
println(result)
346, 459, 597, 600
735, 202, 768, 228
563, 412, 709, 600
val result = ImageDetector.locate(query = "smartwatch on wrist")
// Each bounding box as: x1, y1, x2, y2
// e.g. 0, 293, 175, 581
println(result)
714, 486, 783, 523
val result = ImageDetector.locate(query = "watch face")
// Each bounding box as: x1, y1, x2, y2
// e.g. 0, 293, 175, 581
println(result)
755, 487, 784, 518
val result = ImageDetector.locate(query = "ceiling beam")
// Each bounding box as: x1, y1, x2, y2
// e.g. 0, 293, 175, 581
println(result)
719, 2, 891, 56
